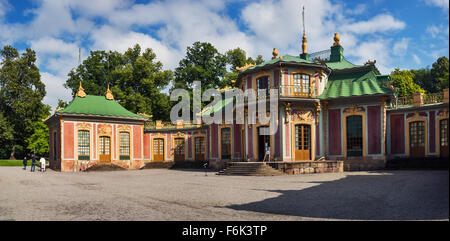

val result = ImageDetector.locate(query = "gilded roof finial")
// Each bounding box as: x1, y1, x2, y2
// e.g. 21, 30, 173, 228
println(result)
76, 81, 86, 98
105, 84, 114, 100
333, 32, 340, 46
272, 48, 279, 60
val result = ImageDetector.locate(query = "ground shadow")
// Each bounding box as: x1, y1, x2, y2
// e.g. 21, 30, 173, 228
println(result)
226, 171, 449, 220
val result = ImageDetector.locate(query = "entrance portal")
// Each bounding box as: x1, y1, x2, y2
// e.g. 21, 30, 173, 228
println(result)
346, 115, 363, 157
409, 121, 425, 158
294, 124, 311, 160
99, 136, 111, 163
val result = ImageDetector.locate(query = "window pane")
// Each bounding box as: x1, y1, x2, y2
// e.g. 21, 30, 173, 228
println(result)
120, 132, 130, 155
78, 130, 90, 156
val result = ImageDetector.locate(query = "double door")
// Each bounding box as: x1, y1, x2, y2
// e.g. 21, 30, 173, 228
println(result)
153, 138, 165, 162
99, 136, 111, 163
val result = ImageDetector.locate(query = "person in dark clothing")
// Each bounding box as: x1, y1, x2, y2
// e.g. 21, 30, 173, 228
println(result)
23, 156, 27, 170
30, 155, 36, 172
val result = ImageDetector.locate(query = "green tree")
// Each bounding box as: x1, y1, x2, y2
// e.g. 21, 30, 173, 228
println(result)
390, 68, 425, 97
26, 121, 49, 157
0, 112, 14, 159
431, 56, 449, 91
0, 46, 51, 159
64, 44, 173, 121
173, 42, 227, 91
57, 99, 68, 109
223, 48, 265, 87
411, 68, 435, 93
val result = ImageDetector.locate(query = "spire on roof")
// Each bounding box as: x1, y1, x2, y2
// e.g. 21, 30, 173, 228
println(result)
76, 81, 86, 98
302, 6, 307, 54
105, 84, 114, 100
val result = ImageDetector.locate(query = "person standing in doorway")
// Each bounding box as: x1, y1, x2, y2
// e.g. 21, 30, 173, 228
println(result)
23, 156, 27, 170
30, 155, 36, 172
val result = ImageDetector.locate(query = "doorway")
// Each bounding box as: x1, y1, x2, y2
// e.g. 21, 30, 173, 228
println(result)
174, 138, 185, 162
194, 136, 205, 161
99, 136, 111, 163
346, 115, 363, 157
257, 126, 271, 161
294, 124, 311, 160
153, 138, 165, 162
409, 121, 425, 158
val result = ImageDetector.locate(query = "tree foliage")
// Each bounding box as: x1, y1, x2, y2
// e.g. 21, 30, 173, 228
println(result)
0, 46, 51, 159
26, 121, 49, 156
173, 42, 228, 91
432, 56, 449, 90
390, 68, 425, 97
64, 44, 173, 121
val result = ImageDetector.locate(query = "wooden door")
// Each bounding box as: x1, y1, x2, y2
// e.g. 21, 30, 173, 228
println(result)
174, 138, 185, 162
294, 124, 311, 161
257, 127, 271, 161
346, 115, 363, 157
440, 119, 449, 158
99, 136, 111, 163
194, 137, 205, 161
153, 138, 164, 162
410, 121, 425, 158
221, 128, 231, 160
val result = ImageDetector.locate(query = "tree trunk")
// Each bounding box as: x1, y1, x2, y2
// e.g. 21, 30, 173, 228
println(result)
9, 145, 16, 160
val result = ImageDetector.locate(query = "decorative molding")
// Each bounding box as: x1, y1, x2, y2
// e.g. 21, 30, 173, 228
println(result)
343, 105, 365, 115
118, 125, 131, 132
77, 122, 91, 131
98, 124, 112, 136
292, 110, 314, 123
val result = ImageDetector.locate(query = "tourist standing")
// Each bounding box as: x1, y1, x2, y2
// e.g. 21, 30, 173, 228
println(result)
23, 156, 27, 170
40, 157, 46, 172
30, 155, 36, 172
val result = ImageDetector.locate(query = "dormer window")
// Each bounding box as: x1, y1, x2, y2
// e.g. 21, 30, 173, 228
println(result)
293, 74, 310, 95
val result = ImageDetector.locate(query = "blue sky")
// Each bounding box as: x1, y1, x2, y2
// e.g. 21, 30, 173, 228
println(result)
0, 0, 449, 108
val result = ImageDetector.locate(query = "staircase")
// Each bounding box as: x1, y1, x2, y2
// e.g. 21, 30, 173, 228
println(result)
217, 162, 284, 176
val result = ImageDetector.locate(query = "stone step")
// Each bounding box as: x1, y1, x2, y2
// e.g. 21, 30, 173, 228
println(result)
217, 162, 284, 176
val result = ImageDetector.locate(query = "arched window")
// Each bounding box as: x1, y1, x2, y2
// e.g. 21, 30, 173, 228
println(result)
78, 130, 90, 160
119, 132, 130, 160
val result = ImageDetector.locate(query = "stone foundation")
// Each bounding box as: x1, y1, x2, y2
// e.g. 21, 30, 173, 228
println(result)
267, 161, 344, 175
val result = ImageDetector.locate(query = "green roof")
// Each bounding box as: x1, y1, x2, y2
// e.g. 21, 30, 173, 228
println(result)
57, 95, 147, 119
240, 55, 315, 72
319, 70, 394, 99
325, 58, 361, 70
199, 95, 234, 117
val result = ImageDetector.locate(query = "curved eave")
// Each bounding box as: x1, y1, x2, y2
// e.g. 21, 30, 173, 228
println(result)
55, 112, 149, 122
318, 93, 394, 101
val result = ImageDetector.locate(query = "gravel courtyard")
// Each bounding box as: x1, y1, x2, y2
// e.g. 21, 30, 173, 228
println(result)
0, 167, 448, 221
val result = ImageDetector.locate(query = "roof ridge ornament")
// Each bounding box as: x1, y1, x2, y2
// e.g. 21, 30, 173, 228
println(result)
272, 48, 279, 60
105, 84, 114, 100
333, 32, 340, 47
236, 63, 256, 71
76, 81, 86, 98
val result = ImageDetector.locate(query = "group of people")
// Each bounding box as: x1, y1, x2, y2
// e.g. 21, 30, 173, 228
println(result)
22, 155, 46, 172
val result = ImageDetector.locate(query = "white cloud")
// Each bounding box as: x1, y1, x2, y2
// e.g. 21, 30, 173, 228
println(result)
341, 14, 406, 34
0, 0, 11, 19
413, 54, 421, 65
393, 38, 409, 56
424, 0, 449, 9
40, 72, 72, 109
345, 4, 367, 15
